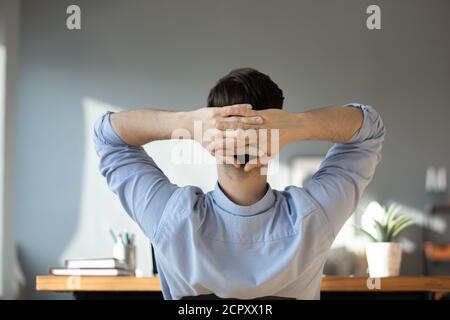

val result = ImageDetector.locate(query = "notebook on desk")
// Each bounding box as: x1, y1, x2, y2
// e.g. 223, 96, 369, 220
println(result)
65, 258, 128, 270
49, 257, 132, 276
50, 268, 133, 276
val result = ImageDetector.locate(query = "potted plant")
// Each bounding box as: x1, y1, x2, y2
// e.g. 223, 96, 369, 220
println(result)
356, 202, 415, 277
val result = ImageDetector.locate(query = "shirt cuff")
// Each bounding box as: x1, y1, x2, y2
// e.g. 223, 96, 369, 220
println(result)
93, 111, 127, 146
345, 103, 375, 143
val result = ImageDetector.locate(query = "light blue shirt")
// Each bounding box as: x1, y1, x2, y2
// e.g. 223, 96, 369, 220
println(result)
93, 103, 384, 299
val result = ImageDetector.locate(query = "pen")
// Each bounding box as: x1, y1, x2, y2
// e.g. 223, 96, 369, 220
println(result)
120, 231, 128, 245
109, 228, 117, 243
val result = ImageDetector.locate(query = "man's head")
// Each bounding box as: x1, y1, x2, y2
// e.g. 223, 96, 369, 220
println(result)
207, 68, 284, 110
206, 68, 284, 203
207, 68, 284, 174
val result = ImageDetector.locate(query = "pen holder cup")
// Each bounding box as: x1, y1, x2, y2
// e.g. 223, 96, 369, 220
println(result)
113, 243, 136, 272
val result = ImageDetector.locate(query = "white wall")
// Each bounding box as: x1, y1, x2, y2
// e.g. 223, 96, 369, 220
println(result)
16, 0, 450, 298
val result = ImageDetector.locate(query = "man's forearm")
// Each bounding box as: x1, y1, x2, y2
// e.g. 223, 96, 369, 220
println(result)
110, 109, 192, 146
291, 106, 364, 143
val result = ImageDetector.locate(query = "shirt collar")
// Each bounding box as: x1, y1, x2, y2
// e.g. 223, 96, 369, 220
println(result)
212, 182, 276, 216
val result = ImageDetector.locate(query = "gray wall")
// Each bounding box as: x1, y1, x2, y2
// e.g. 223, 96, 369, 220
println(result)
0, 0, 20, 299
16, 0, 450, 298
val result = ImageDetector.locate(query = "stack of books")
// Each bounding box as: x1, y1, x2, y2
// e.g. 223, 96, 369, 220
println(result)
50, 258, 133, 276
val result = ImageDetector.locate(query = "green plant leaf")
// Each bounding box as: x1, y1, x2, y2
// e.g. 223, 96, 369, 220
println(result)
386, 216, 410, 241
354, 225, 378, 242
392, 216, 411, 230
390, 219, 415, 241
355, 203, 414, 243
373, 219, 388, 242
385, 204, 400, 227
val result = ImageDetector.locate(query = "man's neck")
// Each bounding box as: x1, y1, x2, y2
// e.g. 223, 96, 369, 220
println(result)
217, 167, 268, 206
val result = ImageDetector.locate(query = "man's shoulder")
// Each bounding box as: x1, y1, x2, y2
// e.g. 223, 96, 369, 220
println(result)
276, 185, 334, 244
276, 185, 322, 217
158, 185, 205, 218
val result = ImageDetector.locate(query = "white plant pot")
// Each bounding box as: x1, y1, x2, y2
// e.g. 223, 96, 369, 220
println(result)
366, 242, 402, 278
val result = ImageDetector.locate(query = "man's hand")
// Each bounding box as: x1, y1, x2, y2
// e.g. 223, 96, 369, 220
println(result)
215, 108, 298, 152
213, 108, 298, 170
189, 104, 263, 149
206, 134, 269, 170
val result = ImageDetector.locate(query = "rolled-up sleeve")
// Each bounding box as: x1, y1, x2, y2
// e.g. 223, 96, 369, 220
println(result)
93, 112, 179, 241
303, 103, 385, 237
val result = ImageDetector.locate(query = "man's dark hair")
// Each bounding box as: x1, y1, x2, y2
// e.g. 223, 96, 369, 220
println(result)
207, 68, 284, 109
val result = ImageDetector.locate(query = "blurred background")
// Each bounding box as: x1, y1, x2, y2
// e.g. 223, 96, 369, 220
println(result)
0, 0, 449, 299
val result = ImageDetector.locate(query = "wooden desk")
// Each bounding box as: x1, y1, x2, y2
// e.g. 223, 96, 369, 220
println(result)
36, 275, 450, 299
37, 276, 161, 292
